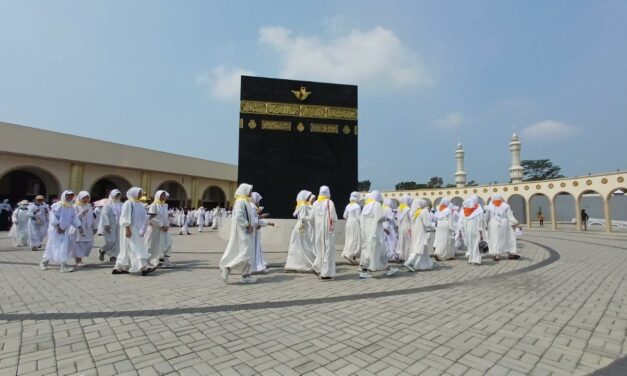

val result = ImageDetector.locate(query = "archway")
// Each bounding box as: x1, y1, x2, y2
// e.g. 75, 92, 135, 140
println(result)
90, 176, 132, 201
579, 190, 605, 231
507, 194, 526, 225
608, 188, 627, 231
0, 166, 61, 204
451, 196, 464, 208
201, 186, 226, 209
529, 193, 551, 228
553, 192, 576, 229
156, 181, 188, 208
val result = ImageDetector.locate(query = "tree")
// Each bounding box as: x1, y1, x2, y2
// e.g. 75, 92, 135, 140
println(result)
427, 176, 444, 188
395, 181, 428, 191
521, 159, 564, 181
357, 180, 371, 192
467, 180, 478, 187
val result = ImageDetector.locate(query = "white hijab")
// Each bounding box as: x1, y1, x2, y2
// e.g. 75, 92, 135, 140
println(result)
109, 189, 122, 201
235, 183, 253, 198
319, 185, 331, 198
293, 190, 312, 217
362, 190, 383, 216
251, 192, 262, 206
435, 198, 452, 220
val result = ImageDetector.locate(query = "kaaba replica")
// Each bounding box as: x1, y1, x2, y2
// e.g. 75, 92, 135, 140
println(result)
238, 76, 358, 218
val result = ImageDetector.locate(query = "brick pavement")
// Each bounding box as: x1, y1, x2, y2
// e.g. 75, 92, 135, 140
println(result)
0, 228, 626, 375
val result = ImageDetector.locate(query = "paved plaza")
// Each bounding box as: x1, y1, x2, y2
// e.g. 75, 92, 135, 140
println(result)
0, 228, 626, 376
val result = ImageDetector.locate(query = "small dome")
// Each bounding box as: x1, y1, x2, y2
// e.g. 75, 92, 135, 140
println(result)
511, 132, 519, 141
456, 142, 463, 149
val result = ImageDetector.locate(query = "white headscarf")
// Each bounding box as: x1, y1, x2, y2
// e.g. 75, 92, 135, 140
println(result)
56, 190, 77, 229
435, 198, 452, 220
362, 190, 383, 216
349, 191, 360, 203
154, 190, 168, 204
109, 189, 122, 201
234, 183, 253, 199
294, 190, 313, 217
486, 194, 509, 215
126, 187, 143, 201
76, 191, 90, 204
319, 185, 331, 199
60, 190, 75, 207
251, 192, 262, 205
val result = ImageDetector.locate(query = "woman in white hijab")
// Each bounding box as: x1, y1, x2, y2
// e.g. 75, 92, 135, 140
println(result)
285, 190, 316, 272
433, 198, 456, 261
112, 187, 154, 275
359, 191, 399, 278
383, 198, 399, 262
145, 190, 175, 268
395, 195, 413, 262
404, 198, 434, 272
98, 189, 123, 263
71, 191, 97, 267
250, 192, 274, 274
312, 186, 338, 280
341, 191, 361, 265
458, 197, 486, 265
28, 195, 49, 251
10, 200, 30, 247
40, 190, 81, 273
219, 183, 256, 284
485, 194, 519, 261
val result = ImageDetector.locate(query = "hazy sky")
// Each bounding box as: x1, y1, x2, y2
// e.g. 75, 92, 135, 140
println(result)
1, 1, 626, 189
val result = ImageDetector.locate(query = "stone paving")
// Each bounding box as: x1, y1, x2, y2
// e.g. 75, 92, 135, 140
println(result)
0, 228, 626, 375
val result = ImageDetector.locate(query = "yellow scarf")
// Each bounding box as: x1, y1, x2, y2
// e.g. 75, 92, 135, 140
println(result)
235, 195, 249, 202
413, 208, 423, 219
294, 200, 309, 211
317, 195, 329, 202
365, 198, 376, 205
398, 203, 409, 212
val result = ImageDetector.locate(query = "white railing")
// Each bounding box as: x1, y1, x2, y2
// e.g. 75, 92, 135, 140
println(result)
570, 218, 627, 228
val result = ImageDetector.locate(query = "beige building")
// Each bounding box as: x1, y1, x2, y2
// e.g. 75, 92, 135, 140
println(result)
0, 122, 238, 208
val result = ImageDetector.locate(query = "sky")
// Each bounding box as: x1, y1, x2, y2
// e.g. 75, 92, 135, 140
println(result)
1, 0, 626, 190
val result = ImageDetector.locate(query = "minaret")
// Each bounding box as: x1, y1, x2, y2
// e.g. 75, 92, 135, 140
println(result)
455, 142, 467, 188
509, 132, 524, 183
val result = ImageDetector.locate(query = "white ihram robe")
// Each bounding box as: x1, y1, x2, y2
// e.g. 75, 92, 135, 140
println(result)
145, 190, 173, 265
285, 193, 316, 272
433, 205, 456, 259
250, 193, 269, 273
458, 201, 485, 265
395, 197, 413, 261
28, 202, 49, 248
71, 196, 97, 258
115, 188, 150, 272
405, 201, 433, 270
219, 185, 255, 275
44, 191, 81, 264
485, 200, 518, 256
341, 201, 361, 262
312, 191, 337, 278
99, 190, 122, 258
360, 199, 388, 272
10, 206, 30, 247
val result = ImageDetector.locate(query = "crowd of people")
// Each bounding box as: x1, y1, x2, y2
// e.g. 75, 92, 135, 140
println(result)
219, 183, 522, 284
2, 183, 522, 283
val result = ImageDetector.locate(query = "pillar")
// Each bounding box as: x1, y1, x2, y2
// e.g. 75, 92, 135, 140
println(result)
604, 197, 612, 233
550, 197, 557, 230
454, 143, 467, 188
525, 197, 532, 228
68, 163, 84, 193
575, 196, 582, 232
191, 178, 200, 208
509, 133, 524, 183
140, 172, 152, 198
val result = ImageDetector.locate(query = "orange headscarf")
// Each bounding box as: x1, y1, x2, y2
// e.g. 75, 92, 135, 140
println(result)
492, 200, 503, 207
463, 204, 478, 217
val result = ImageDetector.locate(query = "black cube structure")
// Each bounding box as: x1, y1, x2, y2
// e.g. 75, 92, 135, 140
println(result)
238, 76, 358, 218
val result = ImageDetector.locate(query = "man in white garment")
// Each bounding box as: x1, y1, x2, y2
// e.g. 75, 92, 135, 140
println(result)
359, 190, 399, 278
28, 195, 49, 251
312, 186, 338, 280
219, 184, 256, 284
485, 194, 520, 261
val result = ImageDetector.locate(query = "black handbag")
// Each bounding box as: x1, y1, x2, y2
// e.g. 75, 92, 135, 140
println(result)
478, 240, 489, 254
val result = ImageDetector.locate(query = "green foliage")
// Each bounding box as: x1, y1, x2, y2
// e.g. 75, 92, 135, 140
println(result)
357, 180, 371, 192
427, 176, 444, 188
521, 159, 564, 181
395, 181, 428, 191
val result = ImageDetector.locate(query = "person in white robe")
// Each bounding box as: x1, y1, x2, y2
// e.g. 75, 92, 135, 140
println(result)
112, 187, 155, 275
179, 210, 190, 235
359, 191, 399, 278
10, 200, 30, 247
211, 207, 221, 230
197, 207, 205, 232
250, 192, 274, 273
458, 197, 486, 265
28, 195, 49, 251
383, 198, 399, 261
485, 194, 520, 261
433, 198, 456, 261
145, 190, 175, 268
98, 189, 123, 263
70, 191, 97, 267
312, 186, 338, 280
40, 190, 80, 273
219, 184, 256, 284
204, 209, 213, 229
404, 198, 434, 272
341, 191, 361, 265
285, 190, 316, 272
395, 195, 413, 262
